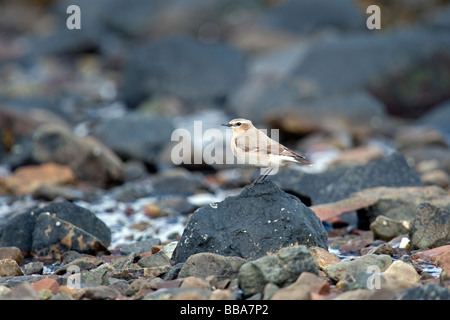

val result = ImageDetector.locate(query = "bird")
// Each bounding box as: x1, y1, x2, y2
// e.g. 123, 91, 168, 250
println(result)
222, 118, 312, 187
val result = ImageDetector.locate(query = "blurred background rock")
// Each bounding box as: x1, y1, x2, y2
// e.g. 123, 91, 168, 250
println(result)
0, 0, 449, 193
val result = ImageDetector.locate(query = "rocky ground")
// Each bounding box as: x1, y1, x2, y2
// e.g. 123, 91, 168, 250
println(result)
0, 0, 450, 301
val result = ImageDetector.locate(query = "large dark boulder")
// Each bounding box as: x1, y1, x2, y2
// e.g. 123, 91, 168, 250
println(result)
173, 180, 328, 263
271, 153, 423, 206
0, 201, 111, 256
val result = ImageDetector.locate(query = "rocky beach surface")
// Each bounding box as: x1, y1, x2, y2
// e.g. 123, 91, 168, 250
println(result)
0, 0, 450, 301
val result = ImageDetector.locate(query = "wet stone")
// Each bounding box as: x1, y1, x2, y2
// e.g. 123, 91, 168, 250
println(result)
409, 203, 450, 249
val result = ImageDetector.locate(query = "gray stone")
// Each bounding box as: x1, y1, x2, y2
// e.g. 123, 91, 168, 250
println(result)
137, 251, 171, 269
178, 252, 246, 281
119, 239, 161, 255
173, 180, 328, 263
409, 203, 450, 249
263, 0, 365, 34
322, 254, 392, 282
237, 245, 318, 297
370, 215, 410, 241
22, 262, 44, 275
393, 283, 450, 300
80, 264, 114, 286
0, 201, 111, 254
121, 35, 246, 108
91, 112, 175, 165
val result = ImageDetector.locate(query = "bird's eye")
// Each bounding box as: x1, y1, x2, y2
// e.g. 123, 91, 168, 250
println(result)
236, 122, 242, 126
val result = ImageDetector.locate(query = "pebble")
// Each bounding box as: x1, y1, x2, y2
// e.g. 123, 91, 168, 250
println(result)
0, 259, 23, 277
0, 246, 23, 264
238, 245, 318, 297
31, 278, 60, 294
323, 254, 392, 282
409, 203, 450, 249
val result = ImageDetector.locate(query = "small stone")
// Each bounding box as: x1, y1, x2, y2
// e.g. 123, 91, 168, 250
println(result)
32, 278, 60, 294
209, 289, 234, 300
323, 254, 392, 282
143, 266, 171, 278
0, 285, 12, 296
412, 245, 450, 276
0, 258, 23, 277
410, 203, 450, 249
370, 215, 410, 241
238, 245, 318, 297
309, 246, 341, 269
0, 162, 76, 195
393, 283, 450, 300
0, 246, 23, 264
73, 286, 119, 300
23, 261, 45, 275
270, 284, 311, 300
38, 289, 53, 300
119, 238, 161, 255
178, 252, 246, 282
137, 251, 171, 268
0, 283, 39, 300
365, 243, 394, 256
334, 289, 373, 300
81, 263, 114, 286
180, 276, 211, 289
421, 169, 450, 188
382, 260, 420, 285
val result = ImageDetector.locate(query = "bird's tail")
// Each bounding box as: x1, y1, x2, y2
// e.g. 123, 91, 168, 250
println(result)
294, 156, 313, 166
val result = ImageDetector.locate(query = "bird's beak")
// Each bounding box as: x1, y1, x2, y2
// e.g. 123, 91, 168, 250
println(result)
221, 123, 232, 127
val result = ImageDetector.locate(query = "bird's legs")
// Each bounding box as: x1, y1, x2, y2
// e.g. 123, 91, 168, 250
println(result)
246, 167, 274, 189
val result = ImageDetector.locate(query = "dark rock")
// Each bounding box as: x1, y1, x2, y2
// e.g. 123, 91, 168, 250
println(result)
272, 153, 423, 206
31, 213, 109, 260
237, 245, 318, 297
32, 124, 123, 187
172, 180, 328, 263
178, 252, 246, 281
121, 35, 246, 108
263, 0, 364, 34
162, 263, 184, 281
351, 185, 450, 227
0, 201, 111, 254
293, 29, 450, 105
265, 91, 386, 136
417, 99, 450, 138
90, 113, 174, 165
393, 283, 450, 300
409, 203, 450, 249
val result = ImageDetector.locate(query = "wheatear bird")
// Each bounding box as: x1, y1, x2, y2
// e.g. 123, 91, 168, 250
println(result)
222, 118, 312, 187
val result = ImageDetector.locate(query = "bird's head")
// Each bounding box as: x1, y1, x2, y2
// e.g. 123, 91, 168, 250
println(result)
221, 118, 254, 132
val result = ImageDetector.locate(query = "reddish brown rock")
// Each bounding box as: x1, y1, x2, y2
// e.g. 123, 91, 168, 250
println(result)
412, 245, 450, 275
32, 278, 60, 294
0, 163, 76, 195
